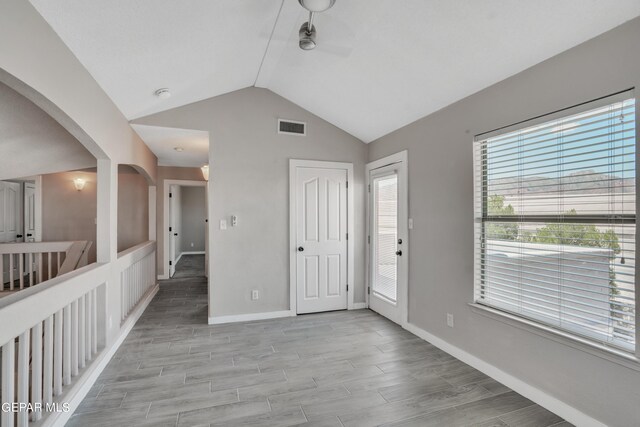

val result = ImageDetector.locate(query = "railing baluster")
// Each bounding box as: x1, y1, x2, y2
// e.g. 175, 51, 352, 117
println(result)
2, 339, 15, 427
71, 300, 78, 376
63, 305, 71, 385
57, 252, 61, 274
92, 288, 98, 354
78, 296, 85, 368
43, 316, 53, 405
120, 273, 124, 322
31, 322, 43, 422
53, 310, 63, 395
38, 253, 43, 285
0, 253, 4, 291
28, 253, 33, 288
47, 252, 52, 281
19, 254, 24, 289
17, 330, 30, 427
9, 253, 14, 290
85, 293, 91, 361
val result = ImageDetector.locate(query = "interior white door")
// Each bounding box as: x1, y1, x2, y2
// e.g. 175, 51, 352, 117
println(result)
169, 185, 177, 277
24, 182, 36, 242
0, 181, 22, 243
368, 159, 407, 325
295, 167, 348, 314
1, 181, 22, 285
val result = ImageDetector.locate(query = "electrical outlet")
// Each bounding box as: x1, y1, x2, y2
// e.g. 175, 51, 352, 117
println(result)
446, 313, 454, 328
190, 242, 194, 247
251, 290, 259, 300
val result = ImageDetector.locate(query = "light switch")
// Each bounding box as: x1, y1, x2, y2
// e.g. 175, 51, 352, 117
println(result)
219, 219, 227, 230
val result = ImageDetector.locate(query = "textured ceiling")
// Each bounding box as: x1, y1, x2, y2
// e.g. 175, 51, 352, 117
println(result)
31, 0, 640, 143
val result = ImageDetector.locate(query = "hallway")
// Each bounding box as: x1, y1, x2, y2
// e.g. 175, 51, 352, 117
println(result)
67, 277, 569, 427
173, 254, 205, 279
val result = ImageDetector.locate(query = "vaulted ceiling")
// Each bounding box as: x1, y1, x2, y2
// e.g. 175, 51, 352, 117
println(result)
30, 0, 640, 143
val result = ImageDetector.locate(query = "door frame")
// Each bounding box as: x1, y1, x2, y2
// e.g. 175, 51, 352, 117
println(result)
366, 150, 409, 327
289, 159, 355, 314
161, 179, 208, 280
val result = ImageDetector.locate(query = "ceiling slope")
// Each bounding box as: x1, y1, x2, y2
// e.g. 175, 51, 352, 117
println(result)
31, 0, 640, 142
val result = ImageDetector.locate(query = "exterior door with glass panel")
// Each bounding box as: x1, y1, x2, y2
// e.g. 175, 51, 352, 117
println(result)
295, 166, 348, 314
369, 159, 406, 325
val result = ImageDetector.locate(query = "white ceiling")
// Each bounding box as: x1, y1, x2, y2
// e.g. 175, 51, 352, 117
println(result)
131, 124, 209, 167
31, 0, 640, 143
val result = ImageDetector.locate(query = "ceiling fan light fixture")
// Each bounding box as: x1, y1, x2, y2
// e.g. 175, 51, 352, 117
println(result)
299, 22, 317, 50
298, 0, 335, 13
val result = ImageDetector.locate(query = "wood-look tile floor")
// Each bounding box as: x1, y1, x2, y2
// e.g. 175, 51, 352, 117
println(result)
67, 277, 571, 427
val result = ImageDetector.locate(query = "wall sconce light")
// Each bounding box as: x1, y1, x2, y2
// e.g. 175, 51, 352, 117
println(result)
201, 164, 209, 181
73, 178, 86, 191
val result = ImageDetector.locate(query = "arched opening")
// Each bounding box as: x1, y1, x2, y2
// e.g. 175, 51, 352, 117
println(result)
0, 79, 99, 293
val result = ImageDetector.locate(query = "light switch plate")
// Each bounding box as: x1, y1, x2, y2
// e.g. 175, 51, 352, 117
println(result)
220, 219, 227, 230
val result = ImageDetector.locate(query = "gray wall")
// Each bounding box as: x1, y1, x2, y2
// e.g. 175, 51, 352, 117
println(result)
368, 17, 640, 426
135, 87, 367, 316
42, 171, 97, 263
117, 165, 149, 252
180, 186, 206, 253
0, 82, 95, 180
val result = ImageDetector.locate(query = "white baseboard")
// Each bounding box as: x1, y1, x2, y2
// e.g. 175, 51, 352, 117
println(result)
209, 310, 295, 325
175, 252, 183, 265
351, 302, 367, 309
403, 322, 605, 427
180, 251, 205, 255
48, 284, 159, 427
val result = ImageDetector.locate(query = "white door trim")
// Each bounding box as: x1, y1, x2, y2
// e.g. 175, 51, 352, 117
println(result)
289, 159, 355, 314
366, 150, 409, 327
161, 179, 207, 280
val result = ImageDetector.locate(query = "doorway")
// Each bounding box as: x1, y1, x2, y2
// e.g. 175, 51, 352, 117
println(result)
163, 180, 208, 279
366, 151, 408, 326
290, 160, 355, 314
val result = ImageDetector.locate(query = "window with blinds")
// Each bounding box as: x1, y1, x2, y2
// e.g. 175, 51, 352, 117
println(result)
474, 91, 636, 352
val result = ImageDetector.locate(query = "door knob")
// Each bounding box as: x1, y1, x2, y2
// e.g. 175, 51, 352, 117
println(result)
16, 234, 23, 238
396, 250, 402, 256
298, 247, 304, 252
27, 233, 33, 237
174, 233, 178, 236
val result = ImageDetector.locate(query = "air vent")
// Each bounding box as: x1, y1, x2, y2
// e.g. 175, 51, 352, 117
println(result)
278, 119, 306, 136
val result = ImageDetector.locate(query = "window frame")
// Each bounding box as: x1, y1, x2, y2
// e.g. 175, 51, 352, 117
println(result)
473, 89, 639, 362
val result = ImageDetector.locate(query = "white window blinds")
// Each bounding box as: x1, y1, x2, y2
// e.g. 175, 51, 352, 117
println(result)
474, 91, 636, 352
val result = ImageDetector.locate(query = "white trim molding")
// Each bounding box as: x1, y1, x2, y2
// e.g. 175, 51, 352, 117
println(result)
289, 159, 356, 314
352, 302, 367, 309
161, 179, 207, 280
403, 321, 606, 427
209, 310, 294, 325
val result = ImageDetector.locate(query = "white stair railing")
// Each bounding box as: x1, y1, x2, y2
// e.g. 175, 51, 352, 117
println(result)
0, 241, 92, 292
0, 263, 106, 427
117, 241, 156, 323
0, 241, 157, 426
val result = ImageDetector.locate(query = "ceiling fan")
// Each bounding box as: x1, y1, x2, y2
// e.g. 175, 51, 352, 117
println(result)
298, 0, 336, 50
